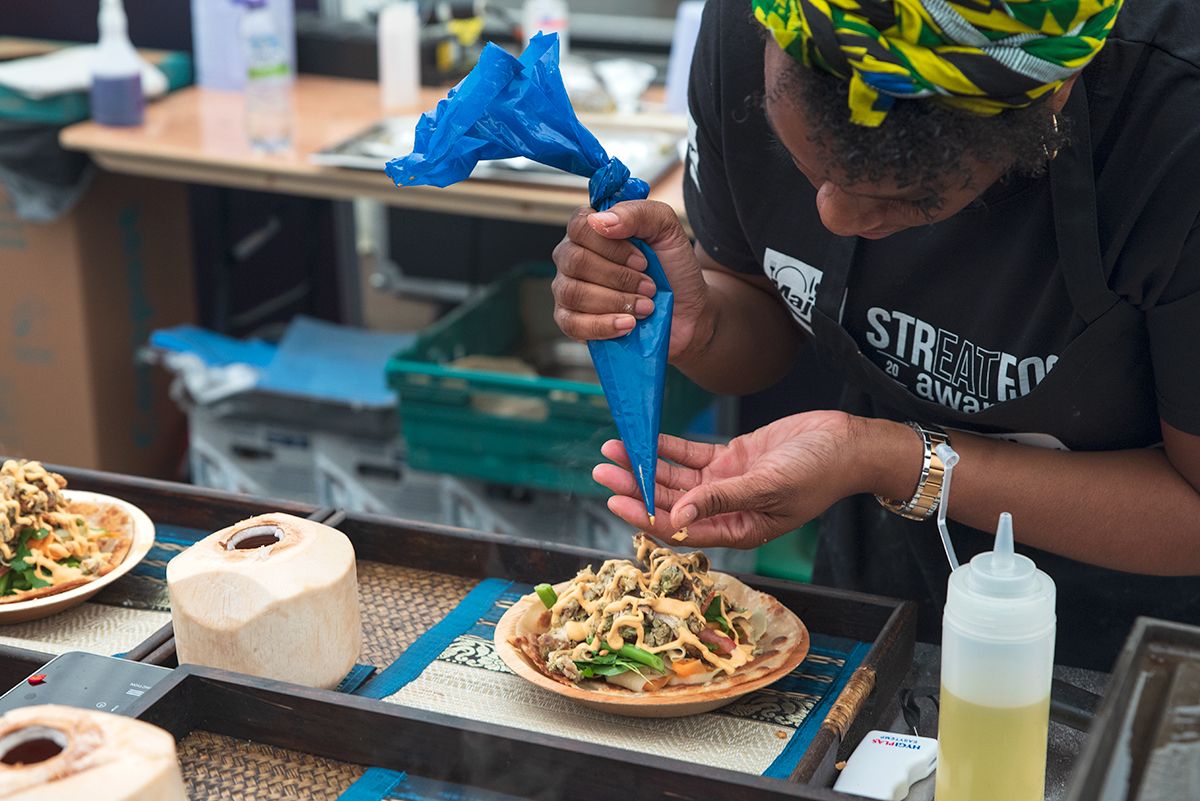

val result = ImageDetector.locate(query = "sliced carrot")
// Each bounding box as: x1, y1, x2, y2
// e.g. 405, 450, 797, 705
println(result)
672, 658, 708, 678
643, 674, 672, 691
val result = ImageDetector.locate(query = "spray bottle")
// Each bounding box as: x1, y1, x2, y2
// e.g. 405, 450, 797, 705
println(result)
90, 0, 144, 127
935, 512, 1056, 801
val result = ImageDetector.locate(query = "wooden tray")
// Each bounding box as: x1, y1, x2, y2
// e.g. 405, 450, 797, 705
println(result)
2, 463, 916, 798
1065, 616, 1200, 801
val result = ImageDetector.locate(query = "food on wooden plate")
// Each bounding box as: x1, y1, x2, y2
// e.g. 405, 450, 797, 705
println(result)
512, 533, 803, 694
0, 704, 187, 800
0, 461, 132, 603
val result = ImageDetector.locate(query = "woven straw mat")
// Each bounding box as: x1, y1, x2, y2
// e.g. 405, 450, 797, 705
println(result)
177, 730, 367, 801
356, 561, 479, 669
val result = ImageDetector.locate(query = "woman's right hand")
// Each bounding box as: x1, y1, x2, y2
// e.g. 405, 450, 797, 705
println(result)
551, 199, 712, 363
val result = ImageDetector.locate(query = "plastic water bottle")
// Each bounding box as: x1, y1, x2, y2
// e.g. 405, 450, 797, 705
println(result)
936, 512, 1057, 801
90, 0, 144, 127
522, 0, 569, 56
378, 1, 421, 110
240, 0, 292, 152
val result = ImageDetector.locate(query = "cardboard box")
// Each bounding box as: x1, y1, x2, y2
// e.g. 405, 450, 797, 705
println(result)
0, 170, 195, 477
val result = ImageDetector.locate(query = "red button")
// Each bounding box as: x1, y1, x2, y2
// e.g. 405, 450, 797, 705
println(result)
27, 675, 46, 686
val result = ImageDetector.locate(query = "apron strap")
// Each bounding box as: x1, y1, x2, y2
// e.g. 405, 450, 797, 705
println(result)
817, 234, 855, 323
1048, 80, 1121, 325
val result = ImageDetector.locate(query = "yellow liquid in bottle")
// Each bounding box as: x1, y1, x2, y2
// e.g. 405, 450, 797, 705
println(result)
935, 685, 1049, 801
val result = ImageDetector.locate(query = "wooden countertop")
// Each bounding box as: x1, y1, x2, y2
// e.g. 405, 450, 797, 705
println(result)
59, 74, 688, 230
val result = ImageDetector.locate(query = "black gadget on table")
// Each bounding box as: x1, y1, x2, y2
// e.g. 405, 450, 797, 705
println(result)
0, 651, 172, 717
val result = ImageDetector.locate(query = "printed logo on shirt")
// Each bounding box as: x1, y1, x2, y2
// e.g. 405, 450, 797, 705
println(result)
864, 306, 1060, 413
763, 248, 823, 336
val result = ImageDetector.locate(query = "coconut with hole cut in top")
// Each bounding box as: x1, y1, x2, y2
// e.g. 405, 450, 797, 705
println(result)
166, 512, 362, 690
0, 704, 186, 800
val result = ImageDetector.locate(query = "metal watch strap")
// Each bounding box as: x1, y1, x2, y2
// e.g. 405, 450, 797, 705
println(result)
875, 422, 949, 521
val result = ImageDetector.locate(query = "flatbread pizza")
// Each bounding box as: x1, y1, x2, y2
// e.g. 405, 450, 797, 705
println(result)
505, 533, 808, 702
0, 460, 133, 604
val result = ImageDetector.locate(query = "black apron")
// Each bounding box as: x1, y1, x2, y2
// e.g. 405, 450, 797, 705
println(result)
806, 84, 1200, 672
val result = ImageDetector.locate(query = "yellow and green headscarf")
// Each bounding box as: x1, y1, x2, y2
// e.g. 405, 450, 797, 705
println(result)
753, 0, 1123, 126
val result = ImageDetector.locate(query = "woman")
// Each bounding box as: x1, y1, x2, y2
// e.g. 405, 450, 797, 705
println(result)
551, 0, 1200, 670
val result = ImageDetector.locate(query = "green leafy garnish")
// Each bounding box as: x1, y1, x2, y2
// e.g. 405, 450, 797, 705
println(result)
1, 527, 63, 597
704, 594, 735, 636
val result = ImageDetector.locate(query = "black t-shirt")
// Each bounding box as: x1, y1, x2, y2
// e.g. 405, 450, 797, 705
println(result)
682, 0, 1200, 669
685, 0, 1200, 437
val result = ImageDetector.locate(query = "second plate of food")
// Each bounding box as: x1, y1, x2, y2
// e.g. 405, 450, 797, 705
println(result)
494, 550, 809, 718
0, 489, 156, 625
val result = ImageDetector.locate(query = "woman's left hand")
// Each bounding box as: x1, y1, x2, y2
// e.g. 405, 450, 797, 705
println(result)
593, 410, 879, 549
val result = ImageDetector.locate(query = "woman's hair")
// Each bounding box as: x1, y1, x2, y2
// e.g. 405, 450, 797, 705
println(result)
772, 53, 1072, 201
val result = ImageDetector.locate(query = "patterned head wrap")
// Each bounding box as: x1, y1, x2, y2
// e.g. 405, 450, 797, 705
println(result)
753, 0, 1123, 126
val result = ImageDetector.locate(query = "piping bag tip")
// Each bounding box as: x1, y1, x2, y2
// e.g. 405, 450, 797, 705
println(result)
638, 464, 655, 524
587, 252, 671, 540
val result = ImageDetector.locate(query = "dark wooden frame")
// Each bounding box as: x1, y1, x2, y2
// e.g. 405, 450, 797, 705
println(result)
1064, 616, 1200, 801
0, 464, 917, 799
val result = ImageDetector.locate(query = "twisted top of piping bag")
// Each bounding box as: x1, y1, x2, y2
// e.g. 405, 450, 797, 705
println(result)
382, 32, 672, 522
588, 157, 650, 211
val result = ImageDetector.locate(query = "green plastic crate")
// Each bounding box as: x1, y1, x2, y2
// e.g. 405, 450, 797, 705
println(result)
386, 262, 713, 496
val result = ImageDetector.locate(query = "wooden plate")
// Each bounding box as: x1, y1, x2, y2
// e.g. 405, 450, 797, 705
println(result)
0, 490, 156, 625
494, 572, 809, 718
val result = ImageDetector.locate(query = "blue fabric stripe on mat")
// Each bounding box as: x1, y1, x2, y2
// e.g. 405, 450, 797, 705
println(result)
353, 578, 514, 700
335, 663, 378, 695
154, 525, 212, 545
340, 768, 405, 801
385, 772, 531, 801
762, 639, 872, 779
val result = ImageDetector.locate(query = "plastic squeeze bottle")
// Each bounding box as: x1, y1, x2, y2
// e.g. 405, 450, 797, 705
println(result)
91, 0, 144, 127
935, 512, 1056, 801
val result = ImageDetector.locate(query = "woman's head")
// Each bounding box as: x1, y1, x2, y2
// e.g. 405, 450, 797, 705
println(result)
752, 0, 1122, 237
764, 45, 1065, 237
752, 0, 1123, 126
763, 44, 1072, 238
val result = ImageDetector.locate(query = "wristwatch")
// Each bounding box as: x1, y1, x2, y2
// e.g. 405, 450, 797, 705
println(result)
875, 422, 950, 521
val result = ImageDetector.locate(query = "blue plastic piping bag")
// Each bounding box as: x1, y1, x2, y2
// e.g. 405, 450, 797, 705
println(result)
384, 33, 671, 521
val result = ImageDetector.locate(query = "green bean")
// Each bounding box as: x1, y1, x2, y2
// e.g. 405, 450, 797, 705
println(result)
617, 644, 664, 672
534, 583, 558, 609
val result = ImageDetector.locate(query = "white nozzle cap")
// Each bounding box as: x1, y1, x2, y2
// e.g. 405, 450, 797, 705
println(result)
934, 442, 959, 469
964, 511, 1037, 597
992, 511, 1015, 573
